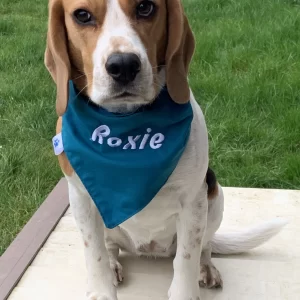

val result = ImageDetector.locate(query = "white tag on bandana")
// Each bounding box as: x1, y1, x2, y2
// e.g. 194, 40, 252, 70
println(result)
52, 133, 64, 156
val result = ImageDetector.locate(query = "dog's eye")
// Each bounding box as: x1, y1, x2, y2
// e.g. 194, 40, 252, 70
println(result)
73, 9, 94, 25
136, 1, 156, 19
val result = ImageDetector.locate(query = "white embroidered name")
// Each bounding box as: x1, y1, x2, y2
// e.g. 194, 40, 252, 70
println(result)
91, 125, 165, 150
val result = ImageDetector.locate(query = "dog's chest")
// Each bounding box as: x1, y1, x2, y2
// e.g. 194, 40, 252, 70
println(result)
118, 99, 208, 256
120, 183, 182, 256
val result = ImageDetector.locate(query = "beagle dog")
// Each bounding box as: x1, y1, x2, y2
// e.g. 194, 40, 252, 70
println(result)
45, 1, 287, 299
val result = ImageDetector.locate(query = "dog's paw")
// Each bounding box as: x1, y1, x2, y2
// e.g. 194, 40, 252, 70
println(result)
87, 273, 117, 300
109, 259, 124, 285
168, 279, 201, 300
199, 263, 223, 289
86, 292, 117, 300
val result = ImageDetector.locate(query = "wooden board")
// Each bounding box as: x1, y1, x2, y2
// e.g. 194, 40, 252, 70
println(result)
0, 179, 69, 300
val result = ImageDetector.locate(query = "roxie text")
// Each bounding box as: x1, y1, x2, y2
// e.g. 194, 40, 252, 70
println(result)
91, 125, 165, 150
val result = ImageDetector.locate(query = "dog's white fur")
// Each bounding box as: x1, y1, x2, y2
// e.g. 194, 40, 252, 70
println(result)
59, 1, 287, 299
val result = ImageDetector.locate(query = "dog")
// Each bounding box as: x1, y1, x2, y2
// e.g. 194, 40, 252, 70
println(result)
45, 1, 287, 299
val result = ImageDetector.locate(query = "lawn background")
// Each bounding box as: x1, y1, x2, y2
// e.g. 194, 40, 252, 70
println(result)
0, 0, 299, 255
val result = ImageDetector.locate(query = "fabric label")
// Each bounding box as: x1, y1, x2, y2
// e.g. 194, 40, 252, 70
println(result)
52, 133, 64, 156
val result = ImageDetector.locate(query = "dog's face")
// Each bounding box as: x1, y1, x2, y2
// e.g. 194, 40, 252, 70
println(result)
45, 0, 195, 115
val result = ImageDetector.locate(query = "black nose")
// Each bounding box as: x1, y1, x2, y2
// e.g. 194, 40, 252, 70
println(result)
105, 53, 141, 85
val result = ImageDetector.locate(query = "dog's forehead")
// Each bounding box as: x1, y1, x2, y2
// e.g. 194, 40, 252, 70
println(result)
62, 0, 106, 13
62, 0, 166, 15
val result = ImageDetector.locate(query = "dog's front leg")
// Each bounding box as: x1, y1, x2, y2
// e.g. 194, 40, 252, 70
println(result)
169, 183, 208, 300
68, 177, 117, 300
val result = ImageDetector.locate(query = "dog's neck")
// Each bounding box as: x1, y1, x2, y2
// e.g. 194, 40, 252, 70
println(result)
100, 102, 147, 114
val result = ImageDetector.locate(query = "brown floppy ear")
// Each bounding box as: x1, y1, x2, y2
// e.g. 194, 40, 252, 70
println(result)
44, 0, 70, 116
165, 0, 195, 103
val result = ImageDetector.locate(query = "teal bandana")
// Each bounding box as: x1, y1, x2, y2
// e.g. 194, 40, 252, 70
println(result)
54, 81, 193, 229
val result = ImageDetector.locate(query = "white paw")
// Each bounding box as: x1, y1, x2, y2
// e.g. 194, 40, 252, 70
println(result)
168, 280, 201, 300
87, 273, 117, 300
109, 259, 124, 286
86, 292, 117, 300
199, 263, 223, 289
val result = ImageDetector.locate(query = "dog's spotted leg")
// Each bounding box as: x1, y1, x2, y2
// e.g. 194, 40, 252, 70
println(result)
67, 175, 117, 300
199, 243, 223, 289
168, 183, 208, 300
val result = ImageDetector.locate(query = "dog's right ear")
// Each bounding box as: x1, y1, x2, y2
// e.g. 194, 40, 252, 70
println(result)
45, 0, 70, 116
165, 0, 195, 104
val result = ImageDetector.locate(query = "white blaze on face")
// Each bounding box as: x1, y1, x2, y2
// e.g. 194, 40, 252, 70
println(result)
91, 0, 155, 111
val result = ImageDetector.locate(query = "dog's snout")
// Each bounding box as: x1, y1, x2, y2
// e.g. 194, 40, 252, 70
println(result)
105, 53, 141, 85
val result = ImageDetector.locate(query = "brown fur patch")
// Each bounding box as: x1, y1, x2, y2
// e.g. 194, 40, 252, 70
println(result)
45, 0, 108, 114
118, 0, 168, 97
196, 237, 202, 245
84, 240, 89, 247
57, 153, 73, 176
164, 0, 195, 103
118, 0, 195, 103
64, 0, 107, 97
56, 117, 74, 176
149, 240, 157, 252
206, 167, 219, 200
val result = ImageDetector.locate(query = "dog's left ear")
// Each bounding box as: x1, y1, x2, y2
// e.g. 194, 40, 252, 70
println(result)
165, 0, 195, 103
45, 0, 71, 116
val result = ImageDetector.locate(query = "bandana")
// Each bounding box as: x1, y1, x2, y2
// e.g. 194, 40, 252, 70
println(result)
53, 81, 193, 229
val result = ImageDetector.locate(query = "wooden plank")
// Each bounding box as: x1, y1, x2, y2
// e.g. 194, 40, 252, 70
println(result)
0, 178, 69, 300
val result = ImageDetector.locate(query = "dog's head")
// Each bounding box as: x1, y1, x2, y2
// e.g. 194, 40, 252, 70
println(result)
45, 0, 195, 115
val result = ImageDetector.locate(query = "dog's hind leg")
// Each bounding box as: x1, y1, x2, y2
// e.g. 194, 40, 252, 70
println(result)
106, 245, 124, 285
199, 243, 223, 288
105, 227, 134, 284
199, 169, 224, 289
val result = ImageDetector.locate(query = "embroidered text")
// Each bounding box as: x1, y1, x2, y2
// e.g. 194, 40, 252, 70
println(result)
91, 125, 165, 150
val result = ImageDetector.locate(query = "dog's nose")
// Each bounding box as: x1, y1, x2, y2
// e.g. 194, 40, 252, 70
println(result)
105, 53, 141, 85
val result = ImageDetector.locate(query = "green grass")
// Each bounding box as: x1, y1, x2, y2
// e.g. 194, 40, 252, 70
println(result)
0, 0, 299, 255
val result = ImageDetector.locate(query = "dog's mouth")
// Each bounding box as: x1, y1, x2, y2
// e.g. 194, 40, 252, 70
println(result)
115, 92, 135, 98
109, 91, 148, 104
